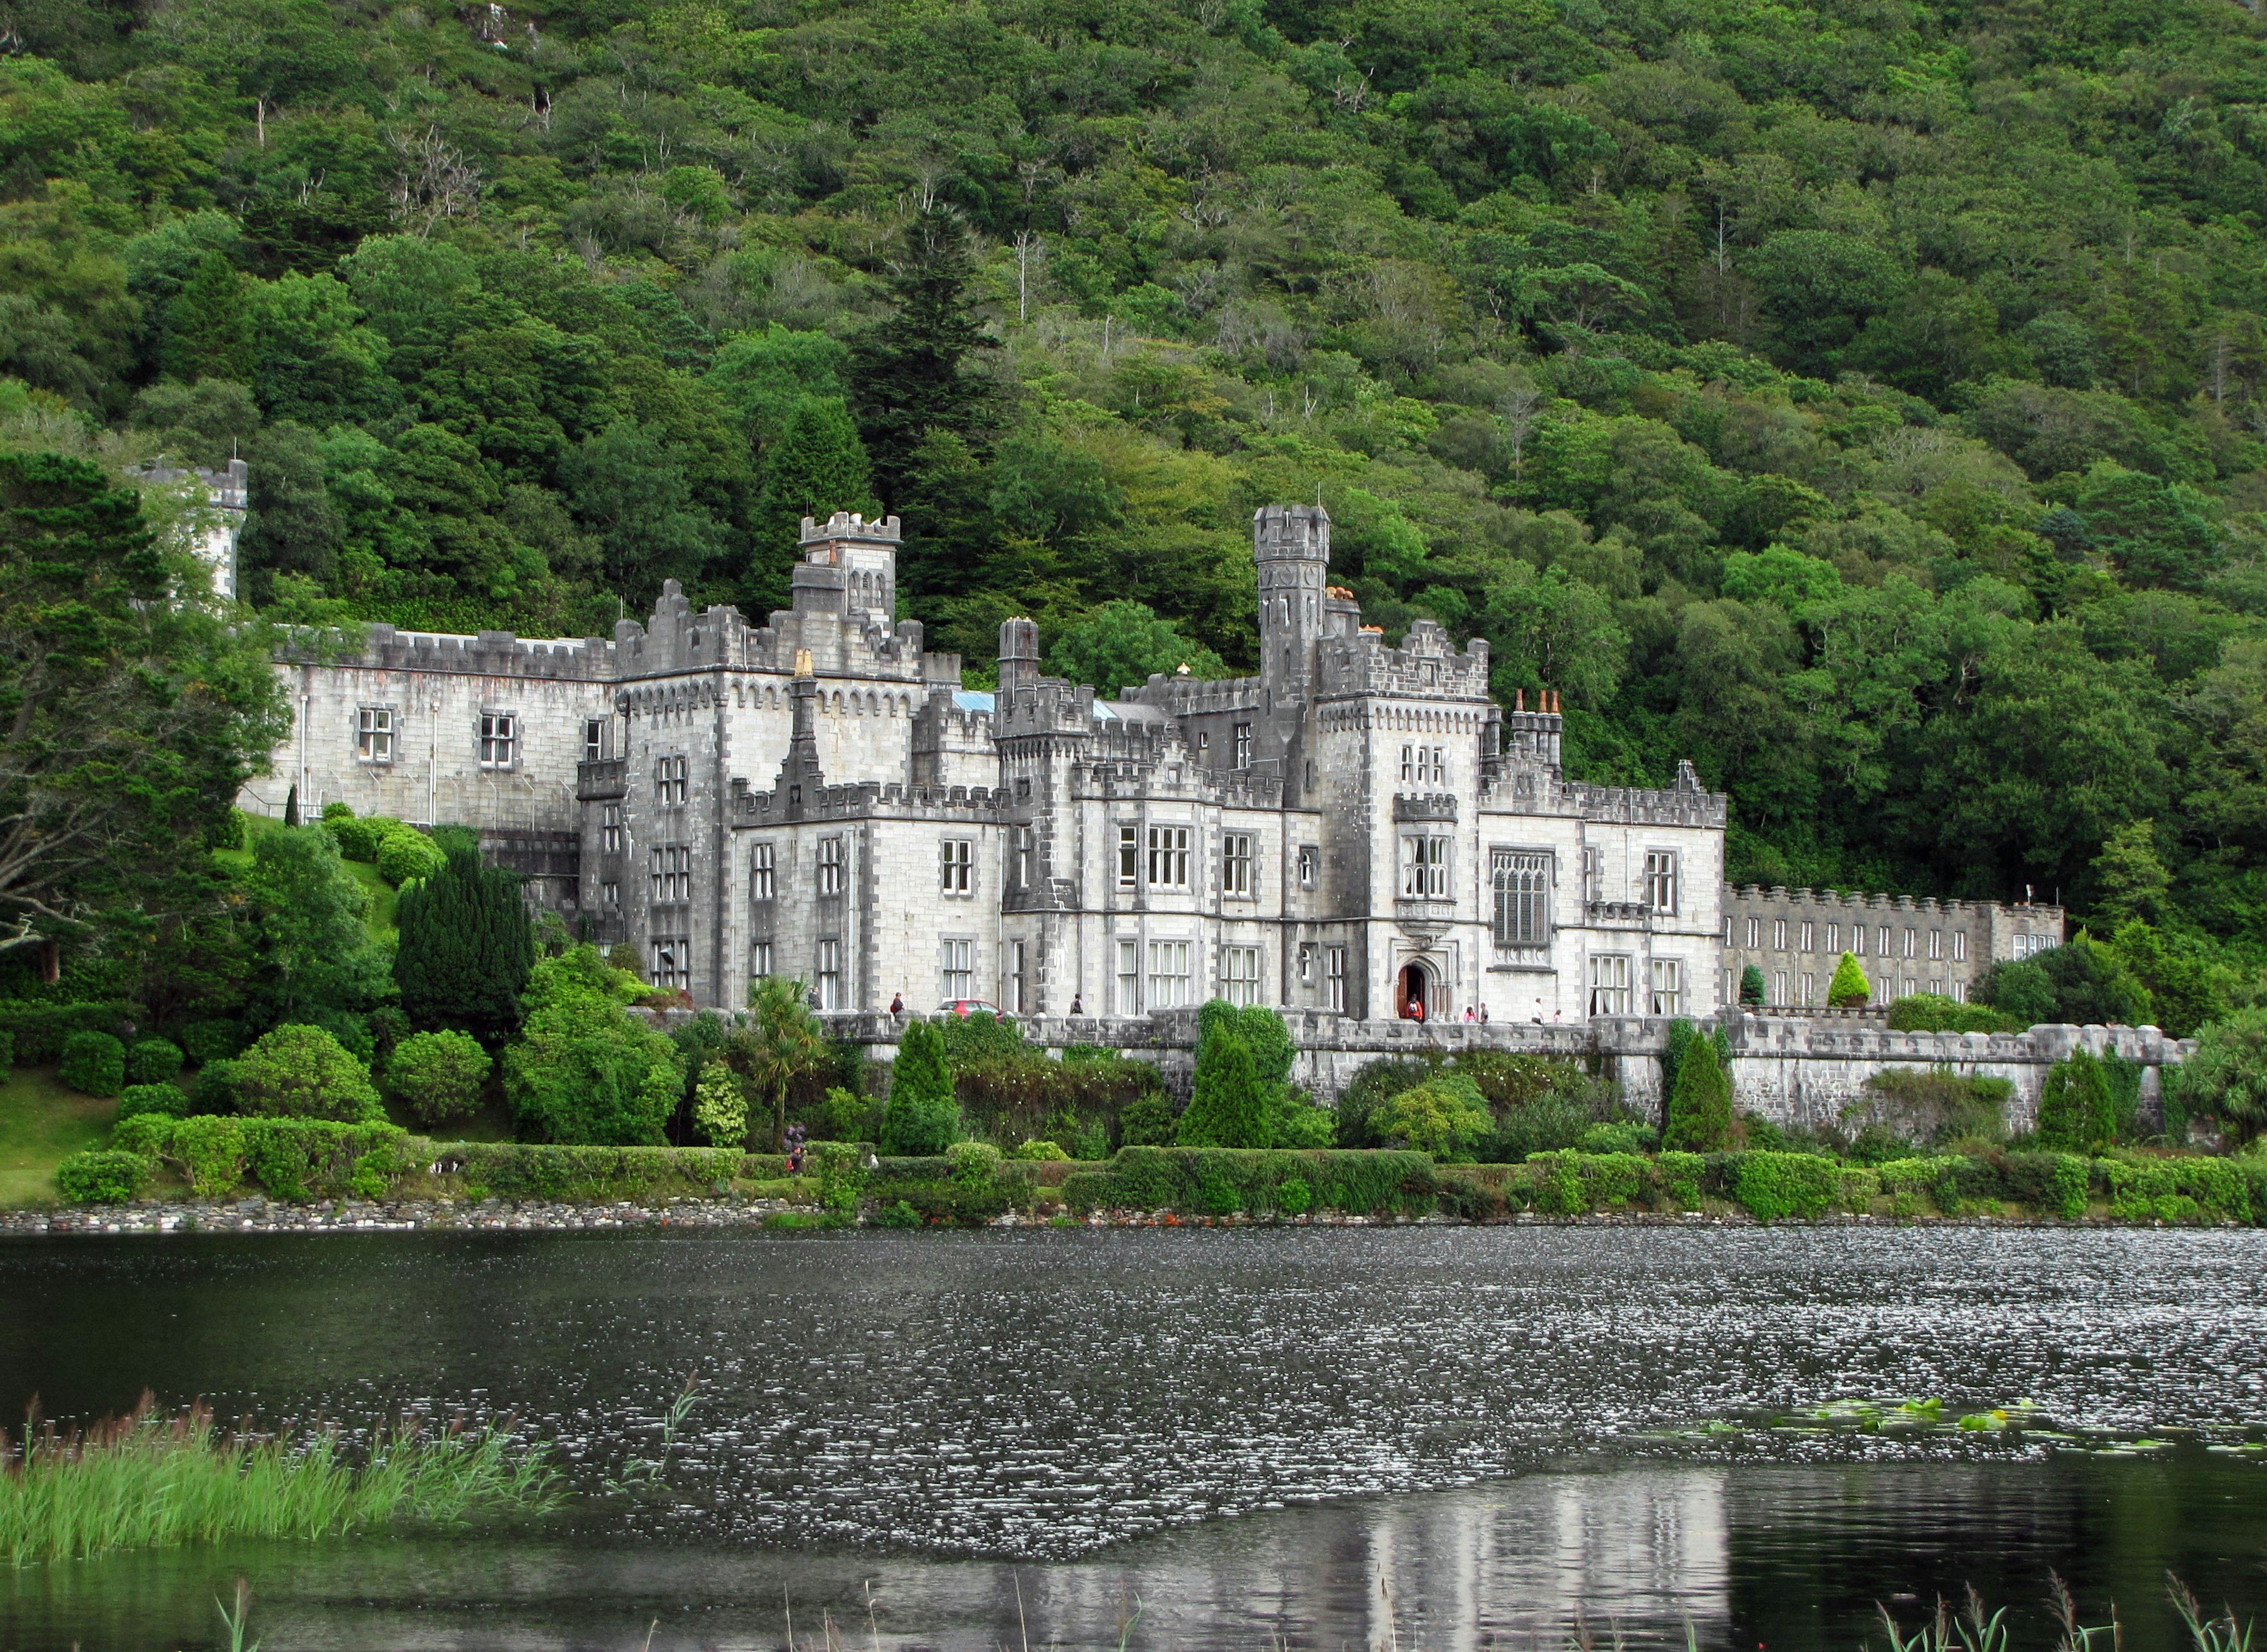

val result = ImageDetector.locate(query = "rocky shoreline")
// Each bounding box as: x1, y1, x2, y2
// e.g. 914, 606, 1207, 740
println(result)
0, 1198, 2177, 1234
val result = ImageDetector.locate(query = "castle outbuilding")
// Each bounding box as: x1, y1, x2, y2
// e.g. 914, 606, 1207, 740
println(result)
260, 504, 2061, 1021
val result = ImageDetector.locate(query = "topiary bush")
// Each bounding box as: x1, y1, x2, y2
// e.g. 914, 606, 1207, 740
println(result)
327, 813, 399, 862
1177, 1007, 1268, 1147
1827, 952, 1871, 1009
235, 1025, 385, 1122
1662, 1033, 1733, 1152
59, 1030, 127, 1097
116, 1082, 192, 1123
2036, 1049, 2118, 1153
128, 1038, 185, 1085
377, 826, 447, 886
1010, 1138, 1071, 1160
55, 1149, 151, 1205
386, 1029, 491, 1128
1733, 1150, 1842, 1222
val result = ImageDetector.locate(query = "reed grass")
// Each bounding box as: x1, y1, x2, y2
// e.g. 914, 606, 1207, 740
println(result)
0, 1393, 560, 1565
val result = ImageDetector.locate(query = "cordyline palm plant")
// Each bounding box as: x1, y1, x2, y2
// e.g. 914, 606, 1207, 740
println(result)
734, 976, 829, 1152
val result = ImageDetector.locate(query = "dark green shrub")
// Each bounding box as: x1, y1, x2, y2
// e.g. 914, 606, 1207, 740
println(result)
1065, 1147, 1439, 1218
191, 1059, 244, 1114
1887, 995, 2022, 1034
0, 1028, 11, 1081
0, 1001, 126, 1063
450, 1142, 744, 1201
394, 842, 535, 1043
1733, 1150, 1841, 1222
1118, 1091, 1178, 1146
2036, 1049, 2117, 1153
236, 1025, 384, 1122
882, 1020, 961, 1153
327, 813, 398, 862
1371, 1071, 1493, 1160
1976, 940, 2147, 1028
128, 1038, 184, 1084
1652, 1151, 1704, 1209
1494, 1091, 1591, 1160
178, 1019, 246, 1065
387, 1029, 491, 1127
1663, 1032, 1733, 1152
874, 1199, 922, 1228
807, 1140, 870, 1214
1579, 1121, 1655, 1154
55, 1149, 151, 1204
116, 1082, 192, 1122
60, 1031, 126, 1097
1334, 1058, 1438, 1147
1739, 965, 1766, 1006
1178, 1010, 1269, 1147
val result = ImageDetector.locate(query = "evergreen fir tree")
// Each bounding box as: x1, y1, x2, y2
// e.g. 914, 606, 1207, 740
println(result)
1178, 1006, 1268, 1147
748, 394, 877, 613
1827, 952, 1871, 1007
1739, 965, 1766, 1006
161, 253, 255, 384
2035, 1048, 2116, 1152
848, 205, 997, 509
394, 843, 535, 1043
283, 784, 299, 826
1662, 1033, 1733, 1151
881, 1018, 960, 1153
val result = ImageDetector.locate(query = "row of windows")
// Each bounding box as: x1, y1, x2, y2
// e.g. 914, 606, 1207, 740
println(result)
1194, 724, 1258, 768
1400, 744, 1448, 784
1734, 917, 1969, 963
1734, 969, 1966, 1006
1587, 956, 1683, 1018
649, 846, 691, 904
354, 710, 616, 768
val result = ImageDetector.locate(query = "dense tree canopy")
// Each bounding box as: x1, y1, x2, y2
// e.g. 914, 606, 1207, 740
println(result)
6, 0, 2267, 1003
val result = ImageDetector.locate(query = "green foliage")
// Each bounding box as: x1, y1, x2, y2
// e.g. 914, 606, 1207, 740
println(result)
1116, 1091, 1178, 1147
0, 452, 285, 957
234, 1023, 383, 1122
881, 1019, 961, 1154
1739, 966, 1766, 1007
1177, 1008, 1269, 1149
2178, 1009, 2267, 1143
1047, 601, 1227, 694
445, 1142, 745, 1202
2036, 1049, 2119, 1154
1733, 1151, 1842, 1224
1887, 995, 2022, 1034
0, 1002, 124, 1064
241, 826, 391, 1029
1977, 941, 2151, 1029
169, 1114, 247, 1198
115, 1082, 190, 1123
1371, 1072, 1495, 1161
805, 1140, 868, 1215
749, 396, 876, 608
733, 974, 830, 1153
505, 982, 680, 1147
1010, 1139, 1071, 1161
177, 1020, 244, 1065
1064, 1147, 1441, 1219
1827, 954, 1872, 1009
945, 1139, 1003, 1186
1662, 1031, 1733, 1152
386, 1029, 491, 1128
190, 1058, 243, 1115
691, 1059, 748, 1149
58, 1030, 125, 1097
326, 813, 396, 862
393, 843, 533, 1043
55, 1148, 150, 1204
375, 827, 446, 888
127, 1038, 183, 1084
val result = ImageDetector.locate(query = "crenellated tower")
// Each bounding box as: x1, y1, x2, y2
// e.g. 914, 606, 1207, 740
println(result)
1255, 503, 1331, 702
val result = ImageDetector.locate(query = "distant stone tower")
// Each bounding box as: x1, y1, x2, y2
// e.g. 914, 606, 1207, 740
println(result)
793, 511, 900, 626
998, 616, 1042, 699
1255, 503, 1330, 700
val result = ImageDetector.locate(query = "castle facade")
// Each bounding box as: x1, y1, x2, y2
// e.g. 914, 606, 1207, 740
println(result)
261, 504, 2062, 1022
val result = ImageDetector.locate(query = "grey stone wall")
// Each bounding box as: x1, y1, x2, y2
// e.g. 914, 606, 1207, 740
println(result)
818, 1009, 2191, 1134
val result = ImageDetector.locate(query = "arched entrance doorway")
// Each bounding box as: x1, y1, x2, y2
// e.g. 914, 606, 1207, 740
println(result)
1396, 960, 1435, 1020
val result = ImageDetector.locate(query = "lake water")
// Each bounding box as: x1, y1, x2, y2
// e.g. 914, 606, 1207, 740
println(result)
2, 1226, 2264, 1650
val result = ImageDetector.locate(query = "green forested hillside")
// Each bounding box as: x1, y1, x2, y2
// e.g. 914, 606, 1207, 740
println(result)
5, 0, 2267, 1008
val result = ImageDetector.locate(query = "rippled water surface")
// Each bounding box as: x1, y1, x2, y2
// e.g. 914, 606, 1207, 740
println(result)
4, 1225, 2266, 1650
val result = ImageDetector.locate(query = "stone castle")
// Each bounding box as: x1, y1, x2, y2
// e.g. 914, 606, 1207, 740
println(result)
257, 505, 2063, 1025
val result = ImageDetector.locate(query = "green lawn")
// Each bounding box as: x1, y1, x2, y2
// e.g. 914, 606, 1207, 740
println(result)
0, 1066, 114, 1207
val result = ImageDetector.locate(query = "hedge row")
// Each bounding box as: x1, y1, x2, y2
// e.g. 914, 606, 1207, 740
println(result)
435, 1142, 755, 1202
0, 1000, 129, 1063
107, 1115, 416, 1200
1061, 1147, 1443, 1218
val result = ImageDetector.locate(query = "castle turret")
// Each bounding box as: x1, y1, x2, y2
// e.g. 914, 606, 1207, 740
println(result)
998, 616, 1041, 700
791, 511, 900, 626
1255, 504, 1330, 701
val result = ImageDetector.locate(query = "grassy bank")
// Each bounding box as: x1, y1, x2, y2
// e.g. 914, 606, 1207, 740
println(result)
0, 1067, 112, 1208
0, 1398, 558, 1565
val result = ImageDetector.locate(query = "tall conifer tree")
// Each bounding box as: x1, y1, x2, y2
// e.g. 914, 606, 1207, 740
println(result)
162, 253, 255, 384
394, 843, 534, 1043
848, 205, 997, 511
749, 394, 877, 612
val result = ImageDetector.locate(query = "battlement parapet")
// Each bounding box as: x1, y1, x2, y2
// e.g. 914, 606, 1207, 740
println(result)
285, 623, 618, 681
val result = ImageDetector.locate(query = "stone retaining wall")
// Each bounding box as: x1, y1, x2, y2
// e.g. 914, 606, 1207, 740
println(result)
816, 1009, 2195, 1130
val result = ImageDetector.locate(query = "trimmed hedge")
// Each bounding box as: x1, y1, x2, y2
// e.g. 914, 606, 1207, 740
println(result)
116, 1082, 192, 1122
117, 1115, 417, 1200
56, 1149, 152, 1203
59, 1031, 126, 1097
1063, 1147, 1440, 1218
438, 1142, 749, 1201
0, 1000, 126, 1064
